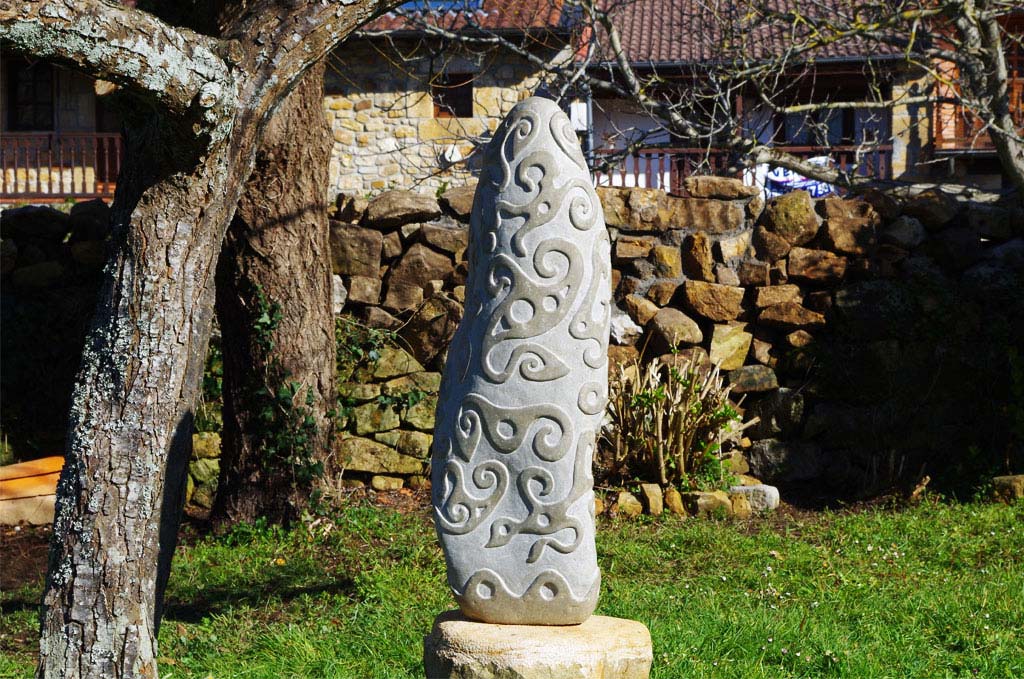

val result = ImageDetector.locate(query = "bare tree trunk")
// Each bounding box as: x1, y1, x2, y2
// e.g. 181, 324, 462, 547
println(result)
0, 2, 391, 677
38, 115, 236, 679
212, 62, 337, 527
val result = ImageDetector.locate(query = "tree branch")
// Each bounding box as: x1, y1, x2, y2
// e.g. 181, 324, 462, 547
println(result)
0, 0, 233, 119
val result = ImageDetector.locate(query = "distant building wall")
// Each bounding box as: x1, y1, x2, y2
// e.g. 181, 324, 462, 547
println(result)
322, 39, 567, 198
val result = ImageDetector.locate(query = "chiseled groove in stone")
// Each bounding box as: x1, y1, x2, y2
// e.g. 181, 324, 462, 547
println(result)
455, 569, 601, 626
432, 96, 609, 625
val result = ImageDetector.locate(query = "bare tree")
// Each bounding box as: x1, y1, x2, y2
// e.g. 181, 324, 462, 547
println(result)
0, 1, 394, 676
366, 0, 1023, 194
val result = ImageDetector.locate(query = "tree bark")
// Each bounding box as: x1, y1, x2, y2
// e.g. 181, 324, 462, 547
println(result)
37, 108, 239, 679
212, 61, 337, 528
0, 2, 395, 677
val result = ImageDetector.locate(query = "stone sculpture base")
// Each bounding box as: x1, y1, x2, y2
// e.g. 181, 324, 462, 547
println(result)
423, 611, 652, 679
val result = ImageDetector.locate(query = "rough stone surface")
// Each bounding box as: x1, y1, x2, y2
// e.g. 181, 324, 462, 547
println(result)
728, 484, 781, 512
746, 388, 804, 440
371, 475, 404, 491
787, 247, 847, 284
398, 296, 463, 366
647, 307, 703, 349
652, 245, 683, 278
337, 436, 425, 474
330, 223, 383, 277
639, 483, 664, 516
820, 197, 878, 255
439, 183, 478, 221
992, 475, 1024, 503
403, 394, 437, 430
423, 611, 653, 679
727, 365, 779, 393
617, 491, 644, 518
192, 432, 221, 459
709, 323, 752, 371
680, 490, 733, 517
352, 401, 401, 435
758, 302, 826, 329
598, 187, 744, 233
753, 225, 792, 261
714, 264, 741, 286
382, 281, 424, 312
716, 231, 753, 261
747, 439, 825, 484
615, 235, 657, 260
393, 430, 434, 459
683, 175, 760, 199
902, 189, 957, 230
347, 275, 382, 305
681, 280, 744, 322
389, 242, 455, 289
432, 98, 608, 625
364, 346, 424, 380
625, 294, 660, 326
753, 284, 802, 308
730, 492, 753, 518
763, 190, 820, 245
882, 216, 927, 249
338, 382, 382, 403
645, 281, 679, 307
736, 259, 770, 286
681, 232, 715, 281
421, 224, 470, 255
664, 487, 685, 515
364, 190, 441, 228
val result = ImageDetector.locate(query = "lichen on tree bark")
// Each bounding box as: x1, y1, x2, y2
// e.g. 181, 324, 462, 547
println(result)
0, 1, 397, 677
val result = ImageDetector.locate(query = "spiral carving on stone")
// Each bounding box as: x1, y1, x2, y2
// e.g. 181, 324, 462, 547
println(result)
432, 97, 610, 625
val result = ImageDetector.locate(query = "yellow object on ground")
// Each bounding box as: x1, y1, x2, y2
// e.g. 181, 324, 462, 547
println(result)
0, 456, 63, 525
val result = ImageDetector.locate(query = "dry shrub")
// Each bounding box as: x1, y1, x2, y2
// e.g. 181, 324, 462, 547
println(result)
602, 353, 754, 489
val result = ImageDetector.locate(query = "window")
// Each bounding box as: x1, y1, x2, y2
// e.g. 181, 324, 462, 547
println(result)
432, 72, 473, 118
6, 58, 54, 131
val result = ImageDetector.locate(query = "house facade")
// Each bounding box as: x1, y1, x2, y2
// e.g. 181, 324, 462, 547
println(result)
1, 2, 1021, 203
0, 53, 122, 200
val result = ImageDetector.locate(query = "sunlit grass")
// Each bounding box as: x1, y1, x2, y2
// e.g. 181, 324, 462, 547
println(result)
2, 499, 1021, 678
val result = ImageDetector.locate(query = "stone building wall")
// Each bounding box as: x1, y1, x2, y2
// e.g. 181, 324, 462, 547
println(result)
322, 39, 560, 196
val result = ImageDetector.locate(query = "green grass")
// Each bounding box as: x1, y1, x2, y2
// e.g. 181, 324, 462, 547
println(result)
2, 499, 1023, 678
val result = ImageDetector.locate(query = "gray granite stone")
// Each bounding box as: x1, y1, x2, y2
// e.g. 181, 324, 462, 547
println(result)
431, 97, 609, 625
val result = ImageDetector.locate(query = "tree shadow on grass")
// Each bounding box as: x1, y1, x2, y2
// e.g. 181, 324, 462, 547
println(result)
161, 573, 357, 623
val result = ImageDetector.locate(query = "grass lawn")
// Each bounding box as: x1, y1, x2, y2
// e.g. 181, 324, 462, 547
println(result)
2, 497, 1022, 678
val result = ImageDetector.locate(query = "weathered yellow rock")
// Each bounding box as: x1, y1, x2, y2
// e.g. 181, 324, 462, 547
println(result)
424, 611, 653, 678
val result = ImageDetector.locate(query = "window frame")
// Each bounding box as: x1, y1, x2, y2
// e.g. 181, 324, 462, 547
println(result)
6, 58, 55, 132
431, 72, 474, 119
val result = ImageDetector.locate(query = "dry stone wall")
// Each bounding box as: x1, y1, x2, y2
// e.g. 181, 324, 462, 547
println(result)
330, 179, 1024, 498
2, 178, 1021, 504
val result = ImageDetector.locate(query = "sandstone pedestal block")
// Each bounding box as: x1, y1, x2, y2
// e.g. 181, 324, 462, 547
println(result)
423, 611, 653, 679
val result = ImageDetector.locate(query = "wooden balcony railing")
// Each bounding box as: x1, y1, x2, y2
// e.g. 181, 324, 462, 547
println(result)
592, 145, 894, 194
0, 132, 123, 201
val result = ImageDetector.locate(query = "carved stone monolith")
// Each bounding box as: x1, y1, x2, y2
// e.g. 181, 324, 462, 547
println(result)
431, 96, 610, 625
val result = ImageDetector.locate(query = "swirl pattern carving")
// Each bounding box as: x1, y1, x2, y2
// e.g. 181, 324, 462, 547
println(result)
432, 97, 610, 625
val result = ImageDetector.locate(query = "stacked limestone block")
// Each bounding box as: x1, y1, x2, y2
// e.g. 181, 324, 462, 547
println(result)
596, 179, 1023, 496
329, 186, 478, 488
